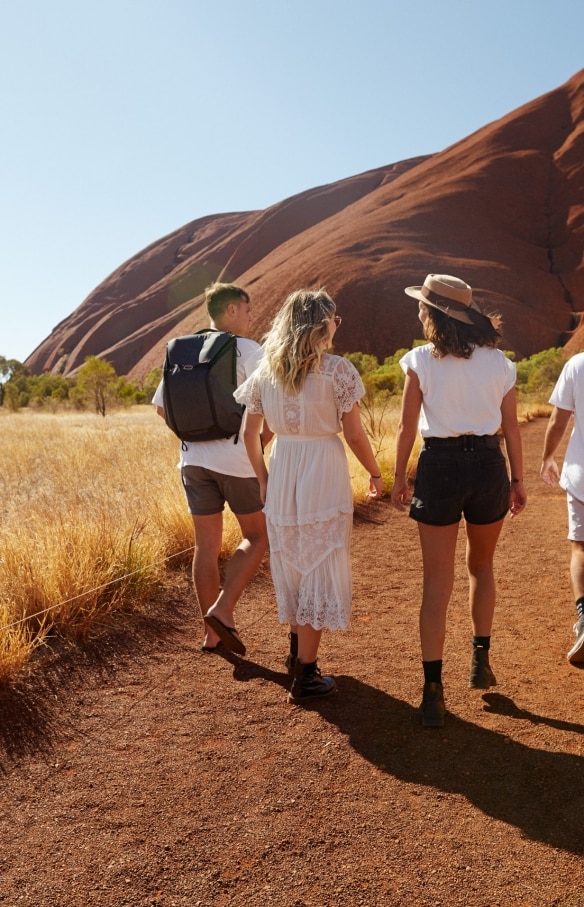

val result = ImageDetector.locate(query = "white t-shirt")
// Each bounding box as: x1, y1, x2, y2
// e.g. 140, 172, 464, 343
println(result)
152, 336, 263, 477
549, 351, 584, 500
400, 344, 516, 437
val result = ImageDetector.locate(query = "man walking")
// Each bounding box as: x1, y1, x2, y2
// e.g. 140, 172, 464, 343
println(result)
154, 282, 269, 655
541, 351, 584, 666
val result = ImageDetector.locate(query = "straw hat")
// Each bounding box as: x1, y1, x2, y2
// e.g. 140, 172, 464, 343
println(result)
404, 274, 481, 325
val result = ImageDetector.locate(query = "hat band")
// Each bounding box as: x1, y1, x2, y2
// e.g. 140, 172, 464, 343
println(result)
421, 285, 470, 313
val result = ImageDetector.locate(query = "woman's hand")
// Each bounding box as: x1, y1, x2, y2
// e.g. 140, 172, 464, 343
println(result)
509, 479, 527, 518
391, 477, 410, 512
367, 475, 385, 499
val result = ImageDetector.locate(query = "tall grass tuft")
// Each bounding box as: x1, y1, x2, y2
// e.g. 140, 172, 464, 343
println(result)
0, 409, 195, 676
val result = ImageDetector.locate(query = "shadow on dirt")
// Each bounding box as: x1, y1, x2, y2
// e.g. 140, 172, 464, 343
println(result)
226, 653, 292, 690
0, 591, 196, 773
310, 675, 584, 855
482, 692, 584, 734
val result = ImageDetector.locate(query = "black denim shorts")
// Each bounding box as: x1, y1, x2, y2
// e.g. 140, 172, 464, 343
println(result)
409, 441, 510, 526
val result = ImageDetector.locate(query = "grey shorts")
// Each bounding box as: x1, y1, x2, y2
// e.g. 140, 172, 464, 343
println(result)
410, 442, 509, 527
567, 493, 584, 541
181, 466, 263, 516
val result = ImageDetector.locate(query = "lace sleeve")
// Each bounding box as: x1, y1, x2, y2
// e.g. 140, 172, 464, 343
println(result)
234, 373, 264, 415
333, 358, 365, 417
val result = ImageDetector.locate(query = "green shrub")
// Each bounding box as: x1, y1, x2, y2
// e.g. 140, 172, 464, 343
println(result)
515, 348, 565, 397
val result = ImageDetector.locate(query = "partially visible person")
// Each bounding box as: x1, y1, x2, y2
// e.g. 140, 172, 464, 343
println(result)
235, 288, 384, 704
541, 351, 584, 667
391, 274, 527, 728
153, 282, 270, 656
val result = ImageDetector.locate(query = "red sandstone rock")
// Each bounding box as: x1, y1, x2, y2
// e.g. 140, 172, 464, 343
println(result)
26, 68, 584, 380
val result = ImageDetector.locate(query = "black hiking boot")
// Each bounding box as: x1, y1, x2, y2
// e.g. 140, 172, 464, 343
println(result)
288, 659, 337, 704
284, 631, 298, 675
420, 682, 446, 728
468, 647, 497, 689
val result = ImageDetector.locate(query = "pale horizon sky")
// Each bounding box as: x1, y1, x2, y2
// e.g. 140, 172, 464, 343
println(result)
1, 0, 583, 363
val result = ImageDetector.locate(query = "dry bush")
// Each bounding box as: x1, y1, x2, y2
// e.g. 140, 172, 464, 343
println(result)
518, 400, 553, 422
0, 408, 193, 680
0, 603, 42, 685
346, 399, 407, 503
358, 392, 402, 458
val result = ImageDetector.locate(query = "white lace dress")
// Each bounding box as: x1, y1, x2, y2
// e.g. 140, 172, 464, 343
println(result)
235, 354, 365, 630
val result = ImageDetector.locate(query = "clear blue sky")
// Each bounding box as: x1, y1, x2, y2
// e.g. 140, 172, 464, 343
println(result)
1, 0, 583, 363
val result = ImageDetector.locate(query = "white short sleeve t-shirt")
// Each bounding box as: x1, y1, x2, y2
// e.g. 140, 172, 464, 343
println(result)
549, 351, 584, 500
152, 336, 263, 477
399, 344, 516, 437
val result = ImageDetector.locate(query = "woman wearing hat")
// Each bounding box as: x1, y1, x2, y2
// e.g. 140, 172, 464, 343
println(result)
391, 274, 527, 728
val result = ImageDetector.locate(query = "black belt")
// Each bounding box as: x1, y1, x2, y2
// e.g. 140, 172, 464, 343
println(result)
423, 434, 500, 450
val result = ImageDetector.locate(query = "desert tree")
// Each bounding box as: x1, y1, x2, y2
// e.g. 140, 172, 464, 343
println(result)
76, 356, 118, 417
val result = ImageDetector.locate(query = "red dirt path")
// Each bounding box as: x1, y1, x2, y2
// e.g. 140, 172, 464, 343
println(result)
0, 418, 582, 907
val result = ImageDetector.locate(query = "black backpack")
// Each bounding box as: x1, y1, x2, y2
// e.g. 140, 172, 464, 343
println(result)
162, 329, 244, 444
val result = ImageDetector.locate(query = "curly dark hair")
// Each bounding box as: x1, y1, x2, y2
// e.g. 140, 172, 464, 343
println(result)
423, 304, 502, 359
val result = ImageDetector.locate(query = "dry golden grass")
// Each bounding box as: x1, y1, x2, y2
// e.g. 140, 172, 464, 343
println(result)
0, 396, 548, 683
518, 400, 553, 422
346, 401, 411, 503
0, 408, 198, 679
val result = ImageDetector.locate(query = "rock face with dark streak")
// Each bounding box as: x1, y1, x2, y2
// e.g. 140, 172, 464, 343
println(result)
26, 69, 584, 380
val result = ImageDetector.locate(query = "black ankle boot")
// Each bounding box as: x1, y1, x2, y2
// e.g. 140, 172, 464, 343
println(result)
285, 632, 298, 675
420, 682, 446, 728
288, 659, 337, 704
468, 647, 497, 689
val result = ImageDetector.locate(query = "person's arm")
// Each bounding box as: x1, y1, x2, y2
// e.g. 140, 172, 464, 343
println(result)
390, 369, 422, 511
541, 405, 572, 486
500, 386, 527, 517
341, 404, 384, 498
260, 421, 274, 450
151, 378, 165, 419
241, 410, 269, 504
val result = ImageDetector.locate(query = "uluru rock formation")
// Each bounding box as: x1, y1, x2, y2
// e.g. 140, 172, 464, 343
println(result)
26, 68, 584, 380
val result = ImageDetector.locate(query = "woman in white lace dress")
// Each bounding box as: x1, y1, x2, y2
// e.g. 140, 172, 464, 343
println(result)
235, 289, 384, 704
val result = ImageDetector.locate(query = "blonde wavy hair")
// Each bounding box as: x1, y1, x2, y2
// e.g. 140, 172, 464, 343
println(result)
258, 289, 336, 393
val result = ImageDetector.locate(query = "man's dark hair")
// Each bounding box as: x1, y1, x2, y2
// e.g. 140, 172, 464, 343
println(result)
205, 283, 249, 320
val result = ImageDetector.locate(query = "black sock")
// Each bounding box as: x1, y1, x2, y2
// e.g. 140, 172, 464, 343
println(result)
423, 660, 442, 685
576, 597, 584, 619
473, 636, 491, 650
